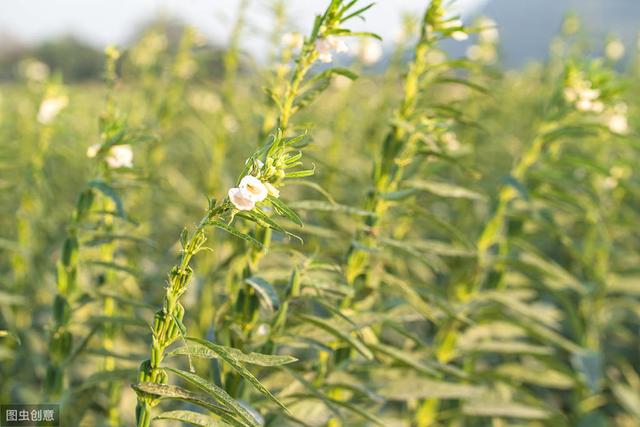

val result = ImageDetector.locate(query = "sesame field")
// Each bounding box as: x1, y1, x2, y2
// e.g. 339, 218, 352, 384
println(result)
1, 1, 639, 426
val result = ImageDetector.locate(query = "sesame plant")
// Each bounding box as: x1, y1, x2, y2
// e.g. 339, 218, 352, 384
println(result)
1, 1, 640, 427
133, 1, 379, 426
43, 47, 154, 425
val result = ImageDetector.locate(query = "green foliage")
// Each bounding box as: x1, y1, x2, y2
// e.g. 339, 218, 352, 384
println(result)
0, 1, 638, 427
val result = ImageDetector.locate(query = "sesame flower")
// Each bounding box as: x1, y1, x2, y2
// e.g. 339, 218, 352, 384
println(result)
316, 35, 348, 63
606, 103, 629, 134
105, 145, 134, 169
441, 18, 468, 41
564, 75, 605, 114
228, 187, 256, 211
239, 175, 268, 202
605, 39, 625, 61
228, 176, 270, 211
359, 39, 383, 65
37, 95, 68, 124
477, 17, 499, 44
451, 31, 469, 41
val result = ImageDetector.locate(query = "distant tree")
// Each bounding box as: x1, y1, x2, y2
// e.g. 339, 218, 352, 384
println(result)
33, 36, 104, 81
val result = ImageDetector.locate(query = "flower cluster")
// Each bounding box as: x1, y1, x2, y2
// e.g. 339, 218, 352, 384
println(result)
441, 18, 468, 41
563, 69, 630, 134
563, 74, 604, 113
466, 17, 499, 64
228, 175, 277, 211
315, 35, 349, 63
87, 144, 134, 168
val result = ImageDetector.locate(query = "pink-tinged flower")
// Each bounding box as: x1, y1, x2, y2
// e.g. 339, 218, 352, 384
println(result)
229, 187, 256, 211
239, 175, 268, 202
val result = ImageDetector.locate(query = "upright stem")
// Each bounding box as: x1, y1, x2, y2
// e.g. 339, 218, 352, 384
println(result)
344, 8, 432, 290
136, 206, 225, 427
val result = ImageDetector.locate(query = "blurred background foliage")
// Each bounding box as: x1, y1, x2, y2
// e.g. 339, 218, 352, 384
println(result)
1, 1, 639, 426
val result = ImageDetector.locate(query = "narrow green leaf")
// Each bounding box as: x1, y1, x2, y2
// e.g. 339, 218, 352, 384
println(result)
170, 342, 297, 367
267, 195, 303, 226
88, 180, 126, 217
296, 314, 373, 360
405, 180, 485, 200
183, 338, 292, 415
155, 410, 226, 427
166, 368, 262, 427
288, 200, 375, 217
463, 401, 551, 419
208, 220, 263, 248
245, 277, 281, 312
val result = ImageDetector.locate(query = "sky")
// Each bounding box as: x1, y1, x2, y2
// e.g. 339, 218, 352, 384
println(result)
0, 0, 490, 48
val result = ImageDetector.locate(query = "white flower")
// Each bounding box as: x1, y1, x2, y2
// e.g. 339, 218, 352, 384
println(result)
282, 32, 304, 50
86, 143, 101, 158
442, 18, 463, 30
605, 39, 625, 61
239, 175, 268, 202
229, 175, 270, 210
451, 31, 468, 41
359, 40, 383, 65
607, 113, 629, 134
316, 35, 348, 63
265, 182, 280, 198
478, 18, 499, 44
229, 187, 255, 211
37, 96, 68, 124
106, 145, 134, 168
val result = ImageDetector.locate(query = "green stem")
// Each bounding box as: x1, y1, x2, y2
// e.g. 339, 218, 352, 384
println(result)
135, 206, 226, 426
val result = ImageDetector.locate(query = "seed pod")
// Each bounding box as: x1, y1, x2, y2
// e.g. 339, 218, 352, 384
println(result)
53, 295, 71, 326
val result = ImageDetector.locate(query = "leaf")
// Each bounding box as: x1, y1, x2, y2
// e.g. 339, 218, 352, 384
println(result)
267, 195, 303, 226
183, 338, 292, 415
170, 342, 297, 367
85, 260, 140, 277
463, 401, 551, 420
166, 368, 262, 427
209, 220, 263, 248
155, 410, 227, 427
571, 350, 603, 393
288, 200, 375, 217
245, 277, 281, 312
611, 383, 640, 419
74, 368, 138, 391
379, 378, 484, 400
405, 180, 485, 200
132, 382, 242, 426
88, 180, 125, 217
296, 314, 373, 360
368, 343, 438, 376
433, 77, 489, 94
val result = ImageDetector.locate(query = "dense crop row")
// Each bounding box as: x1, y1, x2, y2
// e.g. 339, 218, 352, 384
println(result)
1, 1, 639, 426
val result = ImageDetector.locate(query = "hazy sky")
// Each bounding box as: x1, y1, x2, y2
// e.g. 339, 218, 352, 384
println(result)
0, 0, 490, 48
